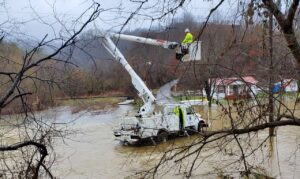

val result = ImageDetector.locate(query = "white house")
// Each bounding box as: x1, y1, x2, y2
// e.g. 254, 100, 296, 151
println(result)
210, 76, 259, 100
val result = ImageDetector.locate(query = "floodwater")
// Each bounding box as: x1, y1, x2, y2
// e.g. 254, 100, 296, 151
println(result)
49, 103, 300, 179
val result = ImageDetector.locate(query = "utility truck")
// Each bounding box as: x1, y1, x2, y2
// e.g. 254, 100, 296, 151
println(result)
97, 32, 206, 144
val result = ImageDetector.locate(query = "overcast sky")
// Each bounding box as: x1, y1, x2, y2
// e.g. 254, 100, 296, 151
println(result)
0, 0, 238, 40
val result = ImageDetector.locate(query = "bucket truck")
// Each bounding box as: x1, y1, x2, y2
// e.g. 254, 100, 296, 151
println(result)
97, 32, 206, 144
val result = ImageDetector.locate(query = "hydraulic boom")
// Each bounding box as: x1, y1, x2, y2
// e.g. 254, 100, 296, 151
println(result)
111, 33, 179, 50
98, 33, 155, 117
97, 31, 202, 117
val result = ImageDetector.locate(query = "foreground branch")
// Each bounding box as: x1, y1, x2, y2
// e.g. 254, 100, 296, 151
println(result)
203, 117, 300, 138
0, 141, 49, 179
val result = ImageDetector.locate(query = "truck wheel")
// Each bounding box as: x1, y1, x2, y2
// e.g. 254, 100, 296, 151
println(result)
198, 121, 205, 132
157, 131, 168, 143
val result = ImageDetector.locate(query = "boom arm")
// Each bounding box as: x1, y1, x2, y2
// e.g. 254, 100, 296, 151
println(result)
98, 33, 156, 117
112, 33, 202, 62
112, 33, 179, 50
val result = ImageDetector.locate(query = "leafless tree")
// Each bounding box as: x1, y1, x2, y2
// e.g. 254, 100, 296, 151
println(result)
0, 2, 101, 178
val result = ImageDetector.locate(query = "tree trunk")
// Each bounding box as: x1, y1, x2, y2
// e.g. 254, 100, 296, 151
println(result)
282, 28, 300, 71
263, 0, 300, 71
268, 12, 275, 136
204, 80, 212, 107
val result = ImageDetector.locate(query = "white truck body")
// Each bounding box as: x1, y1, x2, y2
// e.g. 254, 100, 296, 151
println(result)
114, 104, 206, 144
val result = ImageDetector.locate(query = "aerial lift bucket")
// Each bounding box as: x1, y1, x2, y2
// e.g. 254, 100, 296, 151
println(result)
176, 41, 202, 62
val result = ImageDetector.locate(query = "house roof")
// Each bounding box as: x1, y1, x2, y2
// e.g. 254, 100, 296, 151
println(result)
213, 76, 258, 86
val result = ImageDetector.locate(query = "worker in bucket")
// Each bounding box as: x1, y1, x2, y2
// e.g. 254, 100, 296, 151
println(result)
181, 28, 194, 54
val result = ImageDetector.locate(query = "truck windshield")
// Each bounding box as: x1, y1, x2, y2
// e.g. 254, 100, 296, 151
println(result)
186, 107, 193, 115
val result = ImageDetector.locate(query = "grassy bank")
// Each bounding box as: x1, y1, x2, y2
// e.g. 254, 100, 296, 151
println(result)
54, 96, 126, 114
0, 95, 127, 115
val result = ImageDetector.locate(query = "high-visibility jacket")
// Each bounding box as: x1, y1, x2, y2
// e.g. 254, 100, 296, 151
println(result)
182, 32, 193, 44
173, 106, 185, 126
173, 106, 180, 115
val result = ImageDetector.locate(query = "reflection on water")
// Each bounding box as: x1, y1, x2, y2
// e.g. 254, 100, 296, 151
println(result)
50, 102, 300, 178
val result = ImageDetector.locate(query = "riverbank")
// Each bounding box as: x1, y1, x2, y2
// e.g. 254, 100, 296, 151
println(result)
55, 96, 126, 114
0, 93, 128, 115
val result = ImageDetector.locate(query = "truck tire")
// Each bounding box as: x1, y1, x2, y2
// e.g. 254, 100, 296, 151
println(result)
156, 131, 168, 143
198, 121, 205, 132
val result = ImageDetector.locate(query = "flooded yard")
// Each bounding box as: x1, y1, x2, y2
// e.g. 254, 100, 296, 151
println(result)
45, 103, 300, 179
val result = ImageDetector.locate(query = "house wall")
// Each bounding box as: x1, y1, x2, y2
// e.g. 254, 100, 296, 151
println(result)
250, 85, 259, 96
211, 80, 259, 100
284, 80, 298, 92
226, 81, 246, 96
226, 85, 230, 96
213, 92, 225, 99
210, 85, 225, 99
274, 80, 298, 93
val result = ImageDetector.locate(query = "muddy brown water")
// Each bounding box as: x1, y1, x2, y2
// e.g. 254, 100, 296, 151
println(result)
49, 103, 300, 179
